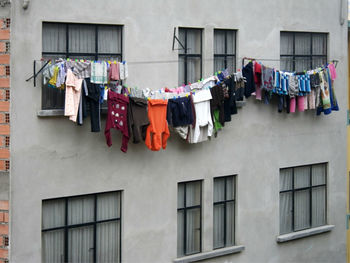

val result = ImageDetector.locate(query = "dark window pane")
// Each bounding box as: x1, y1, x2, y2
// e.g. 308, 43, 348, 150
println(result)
43, 23, 66, 53
312, 186, 326, 227
96, 221, 120, 263
98, 26, 122, 54
213, 177, 225, 203
295, 33, 311, 55
225, 201, 235, 246
312, 34, 327, 55
280, 168, 293, 191
186, 208, 201, 254
213, 204, 225, 248
294, 189, 311, 231
186, 181, 201, 207
68, 195, 95, 225
68, 226, 94, 263
280, 32, 294, 55
68, 24, 95, 53
280, 192, 293, 234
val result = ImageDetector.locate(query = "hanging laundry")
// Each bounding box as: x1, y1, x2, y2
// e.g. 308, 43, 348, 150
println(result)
187, 89, 213, 143
128, 97, 150, 143
55, 62, 66, 89
242, 61, 255, 98
64, 69, 83, 122
223, 77, 237, 122
72, 61, 91, 79
48, 66, 59, 88
288, 75, 299, 98
145, 99, 170, 151
210, 85, 225, 129
167, 97, 194, 127
109, 62, 120, 81
91, 61, 108, 84
253, 61, 262, 100
79, 78, 101, 132
42, 63, 55, 85
261, 65, 274, 91
105, 90, 130, 152
119, 62, 128, 80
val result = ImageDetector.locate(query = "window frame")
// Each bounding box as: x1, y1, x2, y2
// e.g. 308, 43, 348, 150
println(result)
279, 163, 327, 234
178, 27, 203, 85
41, 190, 122, 263
280, 31, 328, 71
42, 22, 123, 60
177, 180, 202, 257
213, 29, 237, 74
213, 175, 236, 249
41, 22, 123, 110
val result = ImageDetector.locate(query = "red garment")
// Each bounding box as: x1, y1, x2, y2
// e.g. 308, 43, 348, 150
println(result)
253, 61, 262, 86
105, 90, 129, 152
145, 99, 170, 151
108, 63, 120, 81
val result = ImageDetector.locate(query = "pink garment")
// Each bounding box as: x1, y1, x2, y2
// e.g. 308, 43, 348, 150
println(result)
328, 63, 337, 80
64, 69, 83, 122
290, 97, 296, 113
304, 95, 308, 110
108, 63, 120, 81
297, 96, 305, 112
255, 87, 262, 100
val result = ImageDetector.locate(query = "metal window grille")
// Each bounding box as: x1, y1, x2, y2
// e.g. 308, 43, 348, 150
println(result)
5, 42, 9, 53
279, 163, 327, 234
5, 114, 9, 123
178, 28, 202, 85
5, 90, 9, 101
214, 29, 236, 74
213, 175, 236, 249
5, 66, 9, 76
41, 22, 123, 110
280, 32, 327, 71
5, 136, 9, 147
42, 191, 122, 263
4, 160, 9, 170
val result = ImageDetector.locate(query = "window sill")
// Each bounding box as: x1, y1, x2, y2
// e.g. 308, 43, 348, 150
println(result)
174, 245, 245, 263
37, 109, 64, 117
276, 225, 335, 243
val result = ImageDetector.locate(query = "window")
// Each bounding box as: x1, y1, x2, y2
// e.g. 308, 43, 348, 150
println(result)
177, 180, 202, 257
279, 163, 327, 235
42, 191, 121, 263
42, 22, 123, 109
213, 175, 236, 249
178, 28, 202, 85
280, 32, 327, 72
214, 29, 236, 74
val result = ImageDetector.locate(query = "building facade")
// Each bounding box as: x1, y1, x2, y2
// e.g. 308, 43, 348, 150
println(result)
10, 0, 347, 262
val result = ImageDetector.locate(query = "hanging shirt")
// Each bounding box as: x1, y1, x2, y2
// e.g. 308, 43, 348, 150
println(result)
64, 69, 83, 122
187, 89, 213, 143
119, 62, 128, 80
91, 61, 108, 84
73, 61, 91, 79
167, 97, 194, 127
128, 97, 150, 143
145, 99, 170, 151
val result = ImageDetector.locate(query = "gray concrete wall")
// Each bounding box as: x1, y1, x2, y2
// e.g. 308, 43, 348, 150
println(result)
10, 0, 347, 262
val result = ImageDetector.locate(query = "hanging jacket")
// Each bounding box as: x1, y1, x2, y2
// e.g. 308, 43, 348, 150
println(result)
167, 96, 194, 127
145, 99, 170, 151
104, 90, 129, 153
223, 77, 237, 122
128, 97, 149, 143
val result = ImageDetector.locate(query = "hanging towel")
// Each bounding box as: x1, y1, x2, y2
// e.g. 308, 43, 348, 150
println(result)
109, 62, 120, 81
120, 62, 129, 80
91, 61, 108, 84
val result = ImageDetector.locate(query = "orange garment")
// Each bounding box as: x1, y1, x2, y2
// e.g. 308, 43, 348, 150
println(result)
145, 99, 170, 151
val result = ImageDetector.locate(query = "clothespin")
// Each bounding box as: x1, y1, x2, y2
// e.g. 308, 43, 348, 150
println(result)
201, 78, 203, 81
122, 61, 126, 65
188, 82, 191, 85
197, 80, 200, 83
75, 59, 78, 62
114, 60, 117, 64
67, 58, 70, 61
128, 87, 131, 93
147, 97, 151, 101
185, 94, 188, 98
215, 72, 218, 76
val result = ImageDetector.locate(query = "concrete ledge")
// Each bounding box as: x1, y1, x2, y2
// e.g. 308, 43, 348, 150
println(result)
37, 109, 64, 117
174, 245, 245, 263
276, 225, 335, 243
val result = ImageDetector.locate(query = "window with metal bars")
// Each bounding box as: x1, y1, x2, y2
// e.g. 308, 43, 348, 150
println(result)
280, 32, 327, 72
178, 28, 202, 85
42, 191, 122, 263
41, 22, 123, 109
213, 175, 236, 249
177, 180, 202, 257
214, 29, 236, 74
279, 163, 327, 235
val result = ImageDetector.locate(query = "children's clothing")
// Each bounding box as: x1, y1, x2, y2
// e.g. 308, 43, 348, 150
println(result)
105, 90, 129, 152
